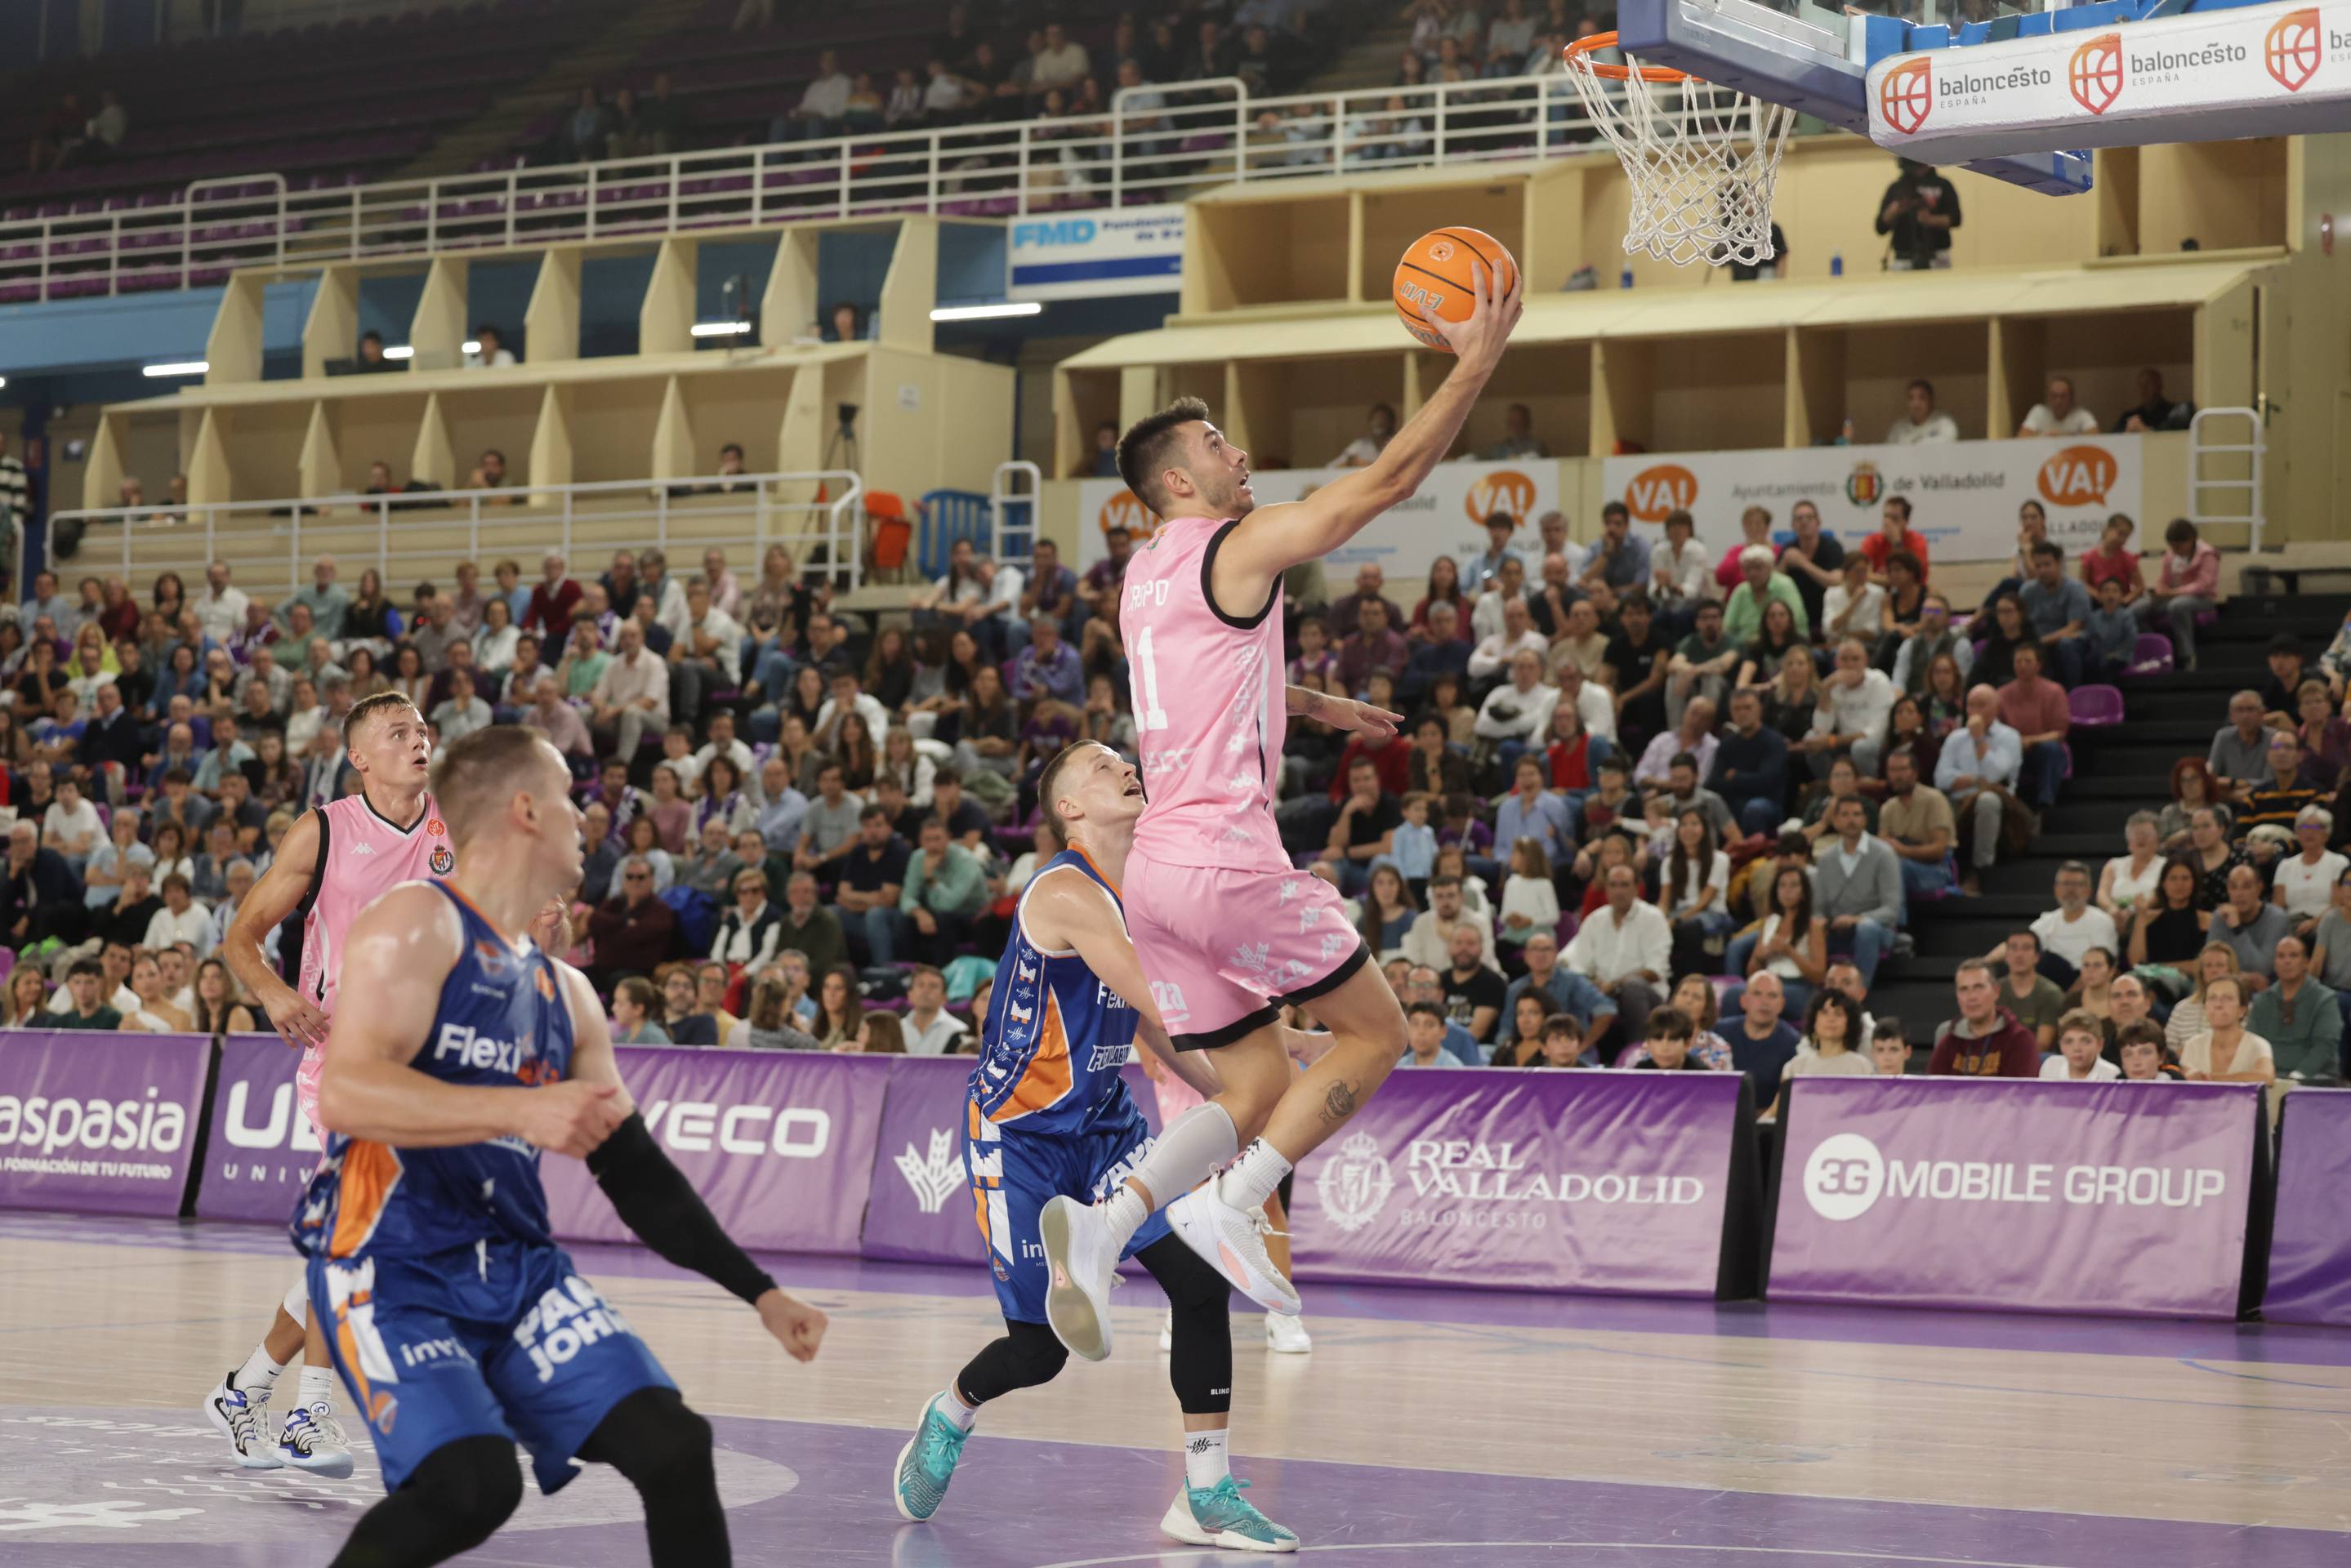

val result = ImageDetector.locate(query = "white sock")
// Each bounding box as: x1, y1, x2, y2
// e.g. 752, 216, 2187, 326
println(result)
233, 1344, 287, 1397
1184, 1428, 1230, 1490
1219, 1138, 1293, 1212
1108, 1102, 1241, 1248
938, 1387, 979, 1432
299, 1365, 337, 1413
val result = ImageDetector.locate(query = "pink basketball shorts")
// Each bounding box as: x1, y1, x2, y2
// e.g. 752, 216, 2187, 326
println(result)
1123, 851, 1369, 1050
296, 1045, 325, 1137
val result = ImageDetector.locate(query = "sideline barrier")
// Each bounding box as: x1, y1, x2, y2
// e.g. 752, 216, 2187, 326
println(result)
0, 1031, 212, 1218
1769, 1078, 2269, 1321
11, 1036, 2317, 1321
1284, 1067, 1760, 1297
2260, 1089, 2351, 1326
197, 1032, 319, 1223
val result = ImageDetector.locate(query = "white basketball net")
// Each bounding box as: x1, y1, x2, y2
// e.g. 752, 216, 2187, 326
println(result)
1564, 44, 1797, 269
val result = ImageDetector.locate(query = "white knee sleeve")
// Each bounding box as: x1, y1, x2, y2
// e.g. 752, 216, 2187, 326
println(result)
283, 1270, 310, 1325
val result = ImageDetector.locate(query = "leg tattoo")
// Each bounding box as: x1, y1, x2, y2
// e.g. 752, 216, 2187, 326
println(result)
1322, 1080, 1358, 1125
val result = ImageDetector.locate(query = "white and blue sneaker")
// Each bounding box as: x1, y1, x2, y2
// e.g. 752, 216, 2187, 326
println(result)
1162, 1476, 1299, 1553
892, 1395, 972, 1522
202, 1374, 280, 1469
1038, 1194, 1121, 1361
275, 1401, 355, 1478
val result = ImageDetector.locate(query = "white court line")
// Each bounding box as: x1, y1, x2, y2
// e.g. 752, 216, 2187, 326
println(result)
1026, 1541, 2089, 1568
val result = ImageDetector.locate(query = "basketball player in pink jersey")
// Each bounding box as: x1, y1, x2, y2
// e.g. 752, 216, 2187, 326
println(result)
206, 691, 471, 1475
1040, 260, 1521, 1357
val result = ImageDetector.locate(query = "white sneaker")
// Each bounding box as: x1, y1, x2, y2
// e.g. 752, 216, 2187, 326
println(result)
1265, 1311, 1312, 1354
1159, 1309, 1174, 1353
1038, 1194, 1120, 1362
1167, 1185, 1302, 1316
202, 1374, 280, 1469
276, 1401, 355, 1479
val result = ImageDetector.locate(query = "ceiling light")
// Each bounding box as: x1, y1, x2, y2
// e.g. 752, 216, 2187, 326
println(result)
929, 301, 1043, 322
143, 360, 209, 377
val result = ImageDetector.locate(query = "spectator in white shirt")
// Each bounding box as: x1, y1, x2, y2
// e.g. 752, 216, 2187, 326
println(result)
2028, 861, 2121, 983
1474, 648, 1560, 755
1331, 403, 1395, 468
2017, 374, 2099, 437
1030, 22, 1091, 92
462, 324, 517, 370
784, 50, 853, 138
1650, 510, 1714, 632
902, 965, 970, 1055
2041, 1011, 2122, 1080
194, 560, 250, 644
1470, 555, 1531, 644
1468, 595, 1548, 681
1885, 377, 1960, 444
1820, 555, 1885, 645
1401, 875, 1497, 972
145, 872, 215, 958
1935, 684, 2024, 893
590, 620, 670, 764
1564, 864, 1671, 1055
1811, 636, 1898, 779
42, 775, 102, 874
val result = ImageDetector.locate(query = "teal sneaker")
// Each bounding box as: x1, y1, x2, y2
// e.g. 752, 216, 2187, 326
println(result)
891, 1394, 971, 1522
1161, 1476, 1298, 1553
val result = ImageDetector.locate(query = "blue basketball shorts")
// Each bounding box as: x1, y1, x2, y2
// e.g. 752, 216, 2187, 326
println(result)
310, 1238, 674, 1494
963, 1094, 1172, 1325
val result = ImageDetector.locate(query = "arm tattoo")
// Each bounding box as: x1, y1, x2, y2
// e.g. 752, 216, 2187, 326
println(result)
1286, 684, 1327, 721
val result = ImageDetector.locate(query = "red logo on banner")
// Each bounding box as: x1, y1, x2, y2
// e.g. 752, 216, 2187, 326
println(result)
2069, 33, 2125, 115
2265, 8, 2322, 91
1879, 57, 1934, 136
1622, 464, 1698, 523
2038, 445, 2119, 507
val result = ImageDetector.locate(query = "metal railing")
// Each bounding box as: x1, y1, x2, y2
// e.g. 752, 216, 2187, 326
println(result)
0, 69, 1643, 304
34, 470, 865, 608
990, 461, 1042, 571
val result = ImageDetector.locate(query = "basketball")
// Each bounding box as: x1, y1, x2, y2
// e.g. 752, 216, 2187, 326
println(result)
1392, 227, 1519, 350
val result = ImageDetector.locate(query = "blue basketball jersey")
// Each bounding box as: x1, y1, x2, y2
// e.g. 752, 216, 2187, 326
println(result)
968, 848, 1139, 1136
295, 880, 577, 1263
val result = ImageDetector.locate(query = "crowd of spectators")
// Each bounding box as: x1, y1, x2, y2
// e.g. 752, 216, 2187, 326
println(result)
1248, 477, 2342, 1103
6, 457, 2332, 1102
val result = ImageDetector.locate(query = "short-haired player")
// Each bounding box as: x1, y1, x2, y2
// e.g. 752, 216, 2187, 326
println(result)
1037, 256, 1523, 1355
299, 725, 827, 1566
207, 692, 480, 1473
892, 740, 1296, 1551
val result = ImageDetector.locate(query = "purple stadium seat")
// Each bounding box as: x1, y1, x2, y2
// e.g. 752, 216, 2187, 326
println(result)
2126, 635, 2174, 676
2068, 684, 2126, 728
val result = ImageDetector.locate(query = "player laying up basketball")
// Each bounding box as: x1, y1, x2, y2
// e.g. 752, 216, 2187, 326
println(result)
1038, 255, 1523, 1356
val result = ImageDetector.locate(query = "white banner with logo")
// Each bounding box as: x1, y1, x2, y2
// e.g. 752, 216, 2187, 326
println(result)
1071, 460, 1561, 573
1007, 204, 1185, 301
1602, 435, 2141, 564
1867, 1, 2351, 162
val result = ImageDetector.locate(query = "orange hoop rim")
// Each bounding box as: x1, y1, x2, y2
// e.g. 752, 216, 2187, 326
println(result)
1564, 31, 1694, 84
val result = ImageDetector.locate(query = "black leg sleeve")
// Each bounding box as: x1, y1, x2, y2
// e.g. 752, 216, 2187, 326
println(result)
577, 1387, 729, 1568
328, 1436, 521, 1568
1139, 1234, 1233, 1415
955, 1317, 1068, 1405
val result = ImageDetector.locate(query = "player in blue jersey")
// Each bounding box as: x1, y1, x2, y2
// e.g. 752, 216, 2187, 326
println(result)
297, 725, 828, 1568
891, 739, 1298, 1553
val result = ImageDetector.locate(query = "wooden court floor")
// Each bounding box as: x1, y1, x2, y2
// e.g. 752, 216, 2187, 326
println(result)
1, 1213, 2346, 1565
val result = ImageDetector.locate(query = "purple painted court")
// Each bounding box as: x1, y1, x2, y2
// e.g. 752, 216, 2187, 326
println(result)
2, 1214, 2346, 1566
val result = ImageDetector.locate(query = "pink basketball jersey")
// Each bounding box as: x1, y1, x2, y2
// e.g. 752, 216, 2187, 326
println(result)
1122, 516, 1289, 875
297, 791, 456, 1022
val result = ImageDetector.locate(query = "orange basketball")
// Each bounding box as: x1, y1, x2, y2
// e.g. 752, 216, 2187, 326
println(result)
1393, 227, 1519, 351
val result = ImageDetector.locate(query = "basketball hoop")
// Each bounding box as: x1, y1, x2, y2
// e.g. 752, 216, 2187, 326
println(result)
1563, 32, 1796, 269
